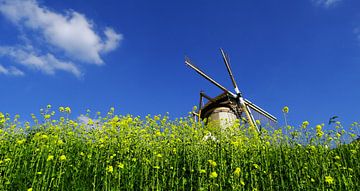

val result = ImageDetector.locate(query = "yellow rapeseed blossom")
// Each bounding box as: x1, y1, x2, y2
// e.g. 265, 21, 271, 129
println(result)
154, 115, 160, 121
199, 169, 206, 174
16, 139, 26, 145
209, 171, 218, 179
233, 167, 241, 177
47, 155, 54, 161
240, 179, 245, 186
302, 121, 309, 128
57, 140, 64, 145
106, 165, 114, 173
0, 112, 5, 124
316, 125, 324, 138
65, 107, 71, 113
117, 162, 124, 169
282, 106, 289, 113
41, 134, 49, 140
44, 114, 51, 119
208, 160, 217, 167
325, 175, 334, 185
27, 188, 33, 191
60, 155, 67, 161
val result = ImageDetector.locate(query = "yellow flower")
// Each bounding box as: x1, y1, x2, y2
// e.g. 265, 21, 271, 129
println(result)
233, 167, 241, 177
44, 114, 51, 119
0, 112, 5, 124
88, 119, 94, 125
27, 188, 33, 191
240, 179, 245, 186
16, 139, 26, 145
255, 120, 261, 126
65, 107, 71, 113
155, 131, 161, 137
316, 125, 324, 138
47, 155, 54, 161
57, 140, 64, 145
199, 169, 206, 174
325, 175, 334, 185
208, 160, 217, 167
334, 155, 341, 160
59, 107, 65, 112
209, 171, 218, 179
41, 134, 49, 139
282, 106, 289, 113
302, 121, 309, 128
117, 162, 124, 169
154, 115, 160, 121
156, 153, 162, 158
106, 165, 113, 173
60, 155, 67, 161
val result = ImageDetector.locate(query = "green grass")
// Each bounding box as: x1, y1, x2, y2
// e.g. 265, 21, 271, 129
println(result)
0, 107, 359, 190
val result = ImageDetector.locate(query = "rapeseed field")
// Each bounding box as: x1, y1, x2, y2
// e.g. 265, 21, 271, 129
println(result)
0, 106, 359, 190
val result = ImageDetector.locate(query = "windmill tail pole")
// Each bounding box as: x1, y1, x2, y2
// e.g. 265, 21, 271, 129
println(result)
239, 97, 259, 133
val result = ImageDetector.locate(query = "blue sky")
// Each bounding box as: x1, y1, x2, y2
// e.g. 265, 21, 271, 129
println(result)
0, 0, 359, 128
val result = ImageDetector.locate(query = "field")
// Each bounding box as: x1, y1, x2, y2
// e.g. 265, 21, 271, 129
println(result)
0, 106, 359, 191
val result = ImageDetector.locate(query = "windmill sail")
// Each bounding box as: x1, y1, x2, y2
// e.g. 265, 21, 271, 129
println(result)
245, 99, 277, 127
185, 49, 277, 132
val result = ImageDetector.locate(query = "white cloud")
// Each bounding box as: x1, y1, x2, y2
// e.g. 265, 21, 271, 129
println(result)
77, 115, 101, 130
0, 64, 24, 76
0, 46, 82, 78
0, 0, 122, 77
102, 28, 123, 53
312, 0, 342, 8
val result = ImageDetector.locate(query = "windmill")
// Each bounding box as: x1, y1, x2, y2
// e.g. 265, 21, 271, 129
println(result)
185, 49, 277, 132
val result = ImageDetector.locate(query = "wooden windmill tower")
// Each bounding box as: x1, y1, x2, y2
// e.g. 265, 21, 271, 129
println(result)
185, 49, 277, 132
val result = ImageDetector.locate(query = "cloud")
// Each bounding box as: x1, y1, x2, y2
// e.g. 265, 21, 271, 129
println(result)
77, 115, 101, 130
0, 0, 122, 77
0, 64, 24, 76
311, 0, 342, 8
0, 46, 82, 78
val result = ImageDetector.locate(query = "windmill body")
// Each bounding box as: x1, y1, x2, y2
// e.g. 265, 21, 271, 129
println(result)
186, 49, 277, 132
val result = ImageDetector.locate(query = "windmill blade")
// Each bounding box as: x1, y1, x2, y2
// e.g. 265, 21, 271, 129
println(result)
185, 57, 237, 98
244, 99, 277, 123
220, 48, 241, 95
